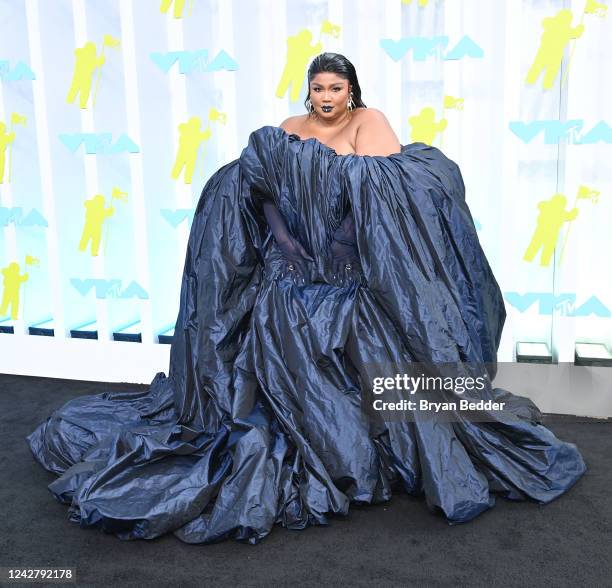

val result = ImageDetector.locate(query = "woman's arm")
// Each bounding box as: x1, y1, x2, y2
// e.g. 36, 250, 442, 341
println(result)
262, 199, 314, 281
354, 108, 401, 156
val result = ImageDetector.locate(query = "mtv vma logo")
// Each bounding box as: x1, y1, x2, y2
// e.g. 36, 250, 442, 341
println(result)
0, 60, 35, 81
0, 207, 48, 227
150, 49, 238, 74
505, 292, 611, 318
71, 279, 149, 299
509, 120, 612, 144
161, 208, 195, 227
380, 36, 483, 61
59, 133, 140, 154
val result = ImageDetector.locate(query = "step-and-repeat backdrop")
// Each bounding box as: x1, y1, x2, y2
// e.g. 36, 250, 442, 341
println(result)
0, 0, 610, 377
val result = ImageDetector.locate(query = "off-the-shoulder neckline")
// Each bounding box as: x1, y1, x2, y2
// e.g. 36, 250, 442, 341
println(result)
272, 126, 404, 159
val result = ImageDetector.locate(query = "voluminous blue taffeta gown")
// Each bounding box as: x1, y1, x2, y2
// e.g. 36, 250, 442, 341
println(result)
27, 126, 586, 544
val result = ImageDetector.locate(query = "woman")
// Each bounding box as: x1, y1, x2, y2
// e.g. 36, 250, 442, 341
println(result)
27, 53, 586, 544
281, 63, 400, 156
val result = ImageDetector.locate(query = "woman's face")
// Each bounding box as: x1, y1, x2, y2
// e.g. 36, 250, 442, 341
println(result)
308, 73, 352, 119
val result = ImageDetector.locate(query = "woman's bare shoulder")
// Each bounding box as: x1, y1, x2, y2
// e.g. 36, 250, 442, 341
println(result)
353, 107, 391, 125
279, 115, 308, 134
354, 108, 401, 156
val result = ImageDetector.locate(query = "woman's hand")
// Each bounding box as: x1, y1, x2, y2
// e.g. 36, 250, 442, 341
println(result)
275, 233, 314, 282
263, 199, 314, 284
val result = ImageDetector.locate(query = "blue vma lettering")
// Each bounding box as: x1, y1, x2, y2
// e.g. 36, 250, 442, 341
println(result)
0, 60, 36, 81
59, 133, 140, 154
160, 208, 195, 227
0, 207, 48, 227
504, 292, 611, 318
380, 35, 483, 62
150, 49, 238, 74
509, 120, 612, 144
71, 279, 149, 299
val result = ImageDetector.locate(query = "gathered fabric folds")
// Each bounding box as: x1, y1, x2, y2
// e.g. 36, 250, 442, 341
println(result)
27, 126, 586, 544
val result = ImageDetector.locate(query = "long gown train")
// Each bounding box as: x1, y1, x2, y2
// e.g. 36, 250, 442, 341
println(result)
27, 126, 586, 543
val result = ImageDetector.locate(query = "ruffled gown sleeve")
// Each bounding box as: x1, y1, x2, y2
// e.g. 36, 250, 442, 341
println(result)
169, 159, 264, 432
238, 125, 293, 205
342, 143, 585, 521
344, 143, 504, 368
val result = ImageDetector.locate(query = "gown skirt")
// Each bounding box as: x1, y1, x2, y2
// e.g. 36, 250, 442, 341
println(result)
27, 126, 586, 544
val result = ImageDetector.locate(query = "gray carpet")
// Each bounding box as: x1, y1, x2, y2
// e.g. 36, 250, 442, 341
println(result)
1, 373, 610, 588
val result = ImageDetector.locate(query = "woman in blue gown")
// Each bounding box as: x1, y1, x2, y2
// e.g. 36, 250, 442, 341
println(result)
27, 53, 586, 544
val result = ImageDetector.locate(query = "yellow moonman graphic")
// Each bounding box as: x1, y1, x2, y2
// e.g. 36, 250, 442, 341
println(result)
0, 262, 28, 320
66, 42, 106, 109
525, 9, 584, 90
78, 194, 115, 257
275, 30, 323, 102
0, 121, 16, 184
523, 194, 579, 267
171, 116, 211, 185
408, 107, 447, 145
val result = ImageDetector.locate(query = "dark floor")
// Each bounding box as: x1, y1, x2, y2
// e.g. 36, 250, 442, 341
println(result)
0, 373, 610, 588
